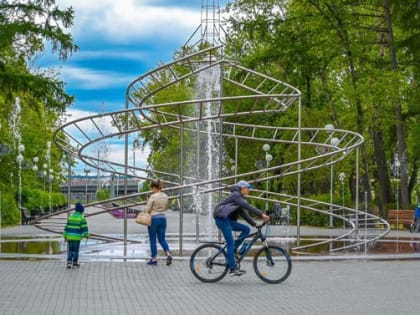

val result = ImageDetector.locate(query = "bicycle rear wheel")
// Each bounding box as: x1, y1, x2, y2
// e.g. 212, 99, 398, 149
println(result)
253, 245, 292, 284
190, 243, 228, 283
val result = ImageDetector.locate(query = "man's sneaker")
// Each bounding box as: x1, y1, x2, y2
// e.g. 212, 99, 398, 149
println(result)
229, 268, 246, 277
66, 263, 72, 269
147, 259, 158, 265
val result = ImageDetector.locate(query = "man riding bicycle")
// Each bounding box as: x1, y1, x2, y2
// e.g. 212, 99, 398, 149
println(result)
213, 180, 270, 276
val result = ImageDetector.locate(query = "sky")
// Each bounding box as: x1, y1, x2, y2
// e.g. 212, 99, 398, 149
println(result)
37, 0, 229, 175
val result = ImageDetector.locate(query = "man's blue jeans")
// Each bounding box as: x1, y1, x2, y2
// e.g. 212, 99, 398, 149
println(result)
67, 240, 81, 263
215, 217, 250, 270
147, 215, 170, 258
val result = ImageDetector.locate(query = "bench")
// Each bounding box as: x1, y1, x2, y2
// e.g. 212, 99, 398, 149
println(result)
267, 204, 290, 225
387, 209, 414, 228
20, 207, 41, 224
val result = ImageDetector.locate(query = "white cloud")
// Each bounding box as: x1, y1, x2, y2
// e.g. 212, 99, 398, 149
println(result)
58, 0, 200, 43
60, 65, 135, 89
73, 49, 149, 61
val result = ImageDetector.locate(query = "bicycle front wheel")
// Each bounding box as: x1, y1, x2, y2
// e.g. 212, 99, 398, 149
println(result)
190, 243, 228, 283
253, 245, 292, 284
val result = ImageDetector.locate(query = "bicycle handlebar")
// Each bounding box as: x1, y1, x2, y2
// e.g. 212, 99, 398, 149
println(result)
255, 221, 267, 229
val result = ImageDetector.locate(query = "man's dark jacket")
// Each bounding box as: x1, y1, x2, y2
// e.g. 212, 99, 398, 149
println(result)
213, 186, 262, 226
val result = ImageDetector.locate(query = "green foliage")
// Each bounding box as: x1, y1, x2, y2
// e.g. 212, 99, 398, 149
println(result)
0, 0, 77, 224
21, 188, 66, 213
0, 190, 19, 226
222, 0, 419, 211
96, 189, 110, 201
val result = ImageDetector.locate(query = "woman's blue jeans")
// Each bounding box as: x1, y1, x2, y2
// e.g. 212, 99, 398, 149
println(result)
147, 215, 170, 258
215, 217, 250, 270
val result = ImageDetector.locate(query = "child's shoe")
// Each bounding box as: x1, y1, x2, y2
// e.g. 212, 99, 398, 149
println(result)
66, 263, 72, 269
147, 259, 157, 265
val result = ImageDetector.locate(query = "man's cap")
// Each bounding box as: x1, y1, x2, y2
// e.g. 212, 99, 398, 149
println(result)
237, 180, 254, 189
75, 202, 84, 213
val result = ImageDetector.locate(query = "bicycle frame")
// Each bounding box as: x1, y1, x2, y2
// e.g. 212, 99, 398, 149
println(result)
205, 224, 269, 266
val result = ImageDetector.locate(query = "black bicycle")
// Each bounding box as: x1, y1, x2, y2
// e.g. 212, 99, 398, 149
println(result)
189, 222, 292, 284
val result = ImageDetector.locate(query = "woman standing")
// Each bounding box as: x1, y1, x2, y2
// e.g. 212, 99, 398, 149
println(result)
145, 179, 172, 265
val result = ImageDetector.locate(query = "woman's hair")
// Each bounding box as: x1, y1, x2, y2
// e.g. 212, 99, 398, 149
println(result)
151, 179, 163, 190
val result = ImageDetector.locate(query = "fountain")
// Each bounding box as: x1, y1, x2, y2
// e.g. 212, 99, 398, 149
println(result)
9, 97, 23, 224
191, 63, 222, 240
39, 1, 389, 257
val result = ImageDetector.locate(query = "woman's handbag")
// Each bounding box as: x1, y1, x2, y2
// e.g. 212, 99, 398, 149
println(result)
136, 212, 151, 226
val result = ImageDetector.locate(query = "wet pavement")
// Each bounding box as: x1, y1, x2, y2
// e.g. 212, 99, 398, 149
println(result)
1, 209, 420, 260
1, 209, 420, 314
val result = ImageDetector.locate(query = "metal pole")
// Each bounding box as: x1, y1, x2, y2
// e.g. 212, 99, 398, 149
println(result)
0, 191, 2, 253
329, 161, 334, 227
84, 170, 89, 204
355, 148, 360, 236
179, 123, 185, 255
217, 61, 224, 242
297, 96, 302, 245
18, 157, 22, 220
123, 106, 129, 257
364, 191, 368, 254
67, 154, 71, 208
234, 137, 238, 180
195, 121, 200, 243
396, 174, 400, 252
265, 159, 269, 212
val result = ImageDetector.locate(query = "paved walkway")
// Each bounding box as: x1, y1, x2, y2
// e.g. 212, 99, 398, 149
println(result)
0, 259, 418, 315
1, 210, 420, 314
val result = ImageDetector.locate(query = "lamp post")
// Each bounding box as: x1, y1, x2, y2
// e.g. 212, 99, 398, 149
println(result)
41, 163, 47, 190
32, 157, 39, 172
325, 123, 338, 228
391, 152, 401, 251
84, 169, 91, 204
48, 169, 54, 212
16, 144, 25, 217
329, 137, 340, 227
263, 144, 273, 213
338, 172, 346, 228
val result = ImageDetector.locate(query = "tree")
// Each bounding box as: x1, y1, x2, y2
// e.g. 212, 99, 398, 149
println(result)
223, 0, 419, 212
0, 0, 78, 224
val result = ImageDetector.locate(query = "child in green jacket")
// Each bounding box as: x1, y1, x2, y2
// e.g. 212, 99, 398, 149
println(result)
63, 203, 90, 268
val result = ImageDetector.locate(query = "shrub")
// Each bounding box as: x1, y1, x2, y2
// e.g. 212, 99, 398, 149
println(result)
0, 191, 19, 225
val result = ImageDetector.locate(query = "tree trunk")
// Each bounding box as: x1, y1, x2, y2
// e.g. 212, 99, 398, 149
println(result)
383, 0, 410, 208
371, 116, 393, 216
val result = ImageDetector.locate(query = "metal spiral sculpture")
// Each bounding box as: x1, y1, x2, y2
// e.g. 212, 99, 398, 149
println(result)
34, 1, 390, 255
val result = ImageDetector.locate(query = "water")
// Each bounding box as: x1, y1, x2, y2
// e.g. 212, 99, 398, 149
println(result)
9, 97, 22, 202
190, 63, 222, 239
2, 235, 420, 260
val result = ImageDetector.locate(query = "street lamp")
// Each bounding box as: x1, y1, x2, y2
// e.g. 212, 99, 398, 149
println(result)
16, 144, 25, 215
338, 172, 346, 228
48, 169, 54, 212
329, 137, 340, 228
325, 123, 337, 228
32, 157, 39, 172
391, 153, 401, 251
263, 144, 273, 212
